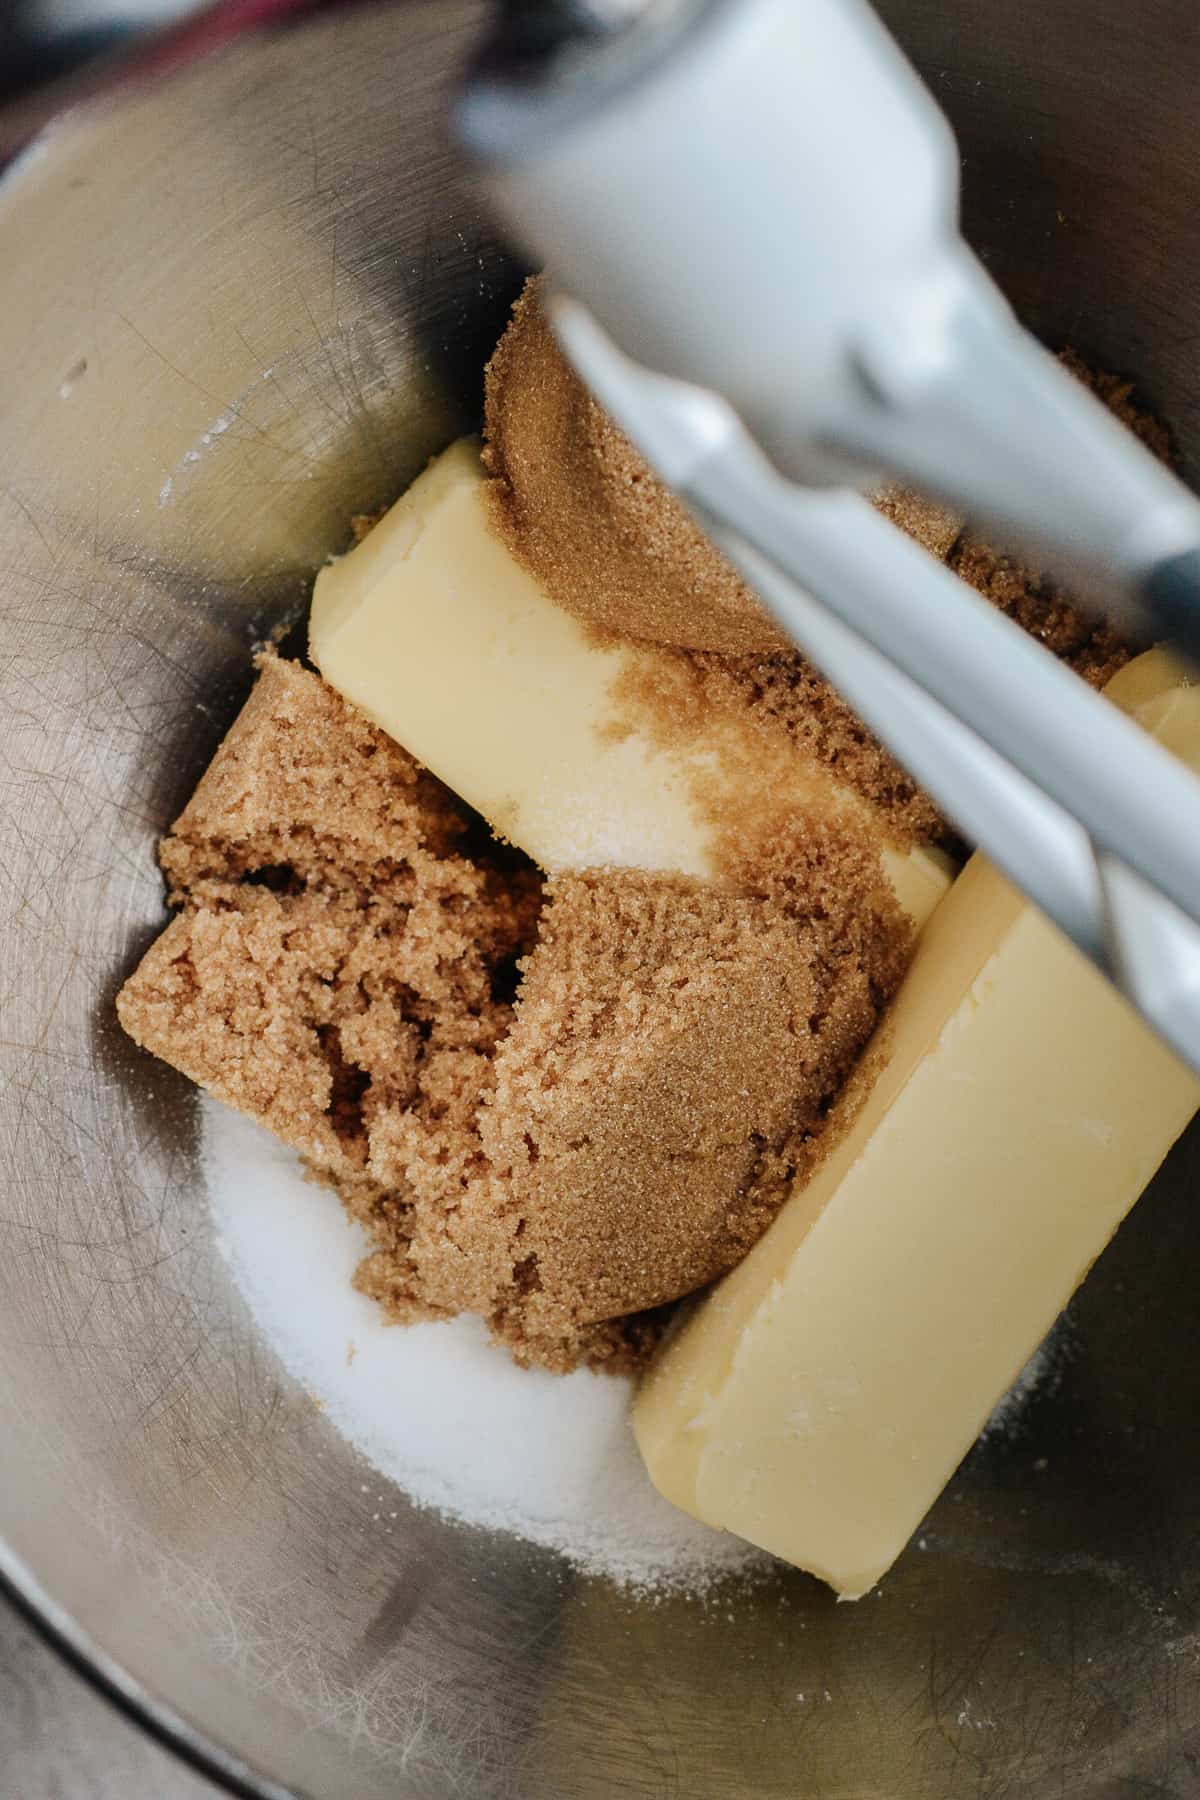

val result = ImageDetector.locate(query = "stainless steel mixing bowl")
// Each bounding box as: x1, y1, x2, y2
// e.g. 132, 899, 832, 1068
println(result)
2, 3, 1199, 1794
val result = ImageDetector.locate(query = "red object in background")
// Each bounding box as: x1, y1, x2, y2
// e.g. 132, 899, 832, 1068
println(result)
1, 0, 364, 166
129, 0, 361, 76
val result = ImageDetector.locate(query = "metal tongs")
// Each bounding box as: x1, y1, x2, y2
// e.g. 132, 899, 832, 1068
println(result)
458, 0, 1200, 1072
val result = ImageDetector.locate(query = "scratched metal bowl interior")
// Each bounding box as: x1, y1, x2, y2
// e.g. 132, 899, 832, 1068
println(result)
3, 3, 1200, 1796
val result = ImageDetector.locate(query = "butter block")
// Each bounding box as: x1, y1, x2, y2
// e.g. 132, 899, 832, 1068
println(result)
633, 649, 1200, 1599
310, 438, 951, 928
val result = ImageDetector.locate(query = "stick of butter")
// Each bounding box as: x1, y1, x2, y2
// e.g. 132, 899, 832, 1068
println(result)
633, 648, 1200, 1600
310, 438, 950, 928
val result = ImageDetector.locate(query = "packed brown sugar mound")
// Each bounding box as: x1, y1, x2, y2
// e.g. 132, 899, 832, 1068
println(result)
116, 655, 540, 1187
119, 657, 904, 1372
483, 275, 961, 657
484, 281, 1147, 842
121, 301, 1157, 1376
481, 851, 901, 1368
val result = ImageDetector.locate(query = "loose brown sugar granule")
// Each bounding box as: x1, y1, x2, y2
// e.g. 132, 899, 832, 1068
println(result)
644, 509, 1134, 855
483, 275, 961, 658
119, 661, 741, 1372
703, 650, 948, 846
118, 655, 541, 1225
413, 863, 903, 1372
613, 637, 948, 849
159, 650, 467, 900
947, 536, 1131, 691
488, 873, 859, 1318
872, 484, 962, 561
608, 351, 1164, 846
484, 283, 1154, 843
1058, 347, 1173, 463
120, 652, 905, 1374
356, 1238, 674, 1377
940, 348, 1161, 686
639, 605, 1125, 860
119, 322, 1166, 1377
941, 350, 1164, 693
350, 508, 386, 544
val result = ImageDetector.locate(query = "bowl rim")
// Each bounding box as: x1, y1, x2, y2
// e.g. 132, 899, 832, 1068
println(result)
0, 60, 310, 1800
0, 1549, 285, 1799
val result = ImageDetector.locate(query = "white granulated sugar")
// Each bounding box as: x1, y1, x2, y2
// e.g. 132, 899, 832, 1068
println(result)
202, 1097, 757, 1592
981, 1322, 1063, 1439
203, 1098, 1053, 1594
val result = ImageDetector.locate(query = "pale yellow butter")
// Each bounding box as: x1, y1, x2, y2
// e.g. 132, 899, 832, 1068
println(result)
633, 649, 1200, 1599
310, 438, 950, 926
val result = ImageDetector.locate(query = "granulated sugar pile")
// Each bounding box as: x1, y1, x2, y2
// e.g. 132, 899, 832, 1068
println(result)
203, 1096, 761, 1591
205, 1095, 1057, 1591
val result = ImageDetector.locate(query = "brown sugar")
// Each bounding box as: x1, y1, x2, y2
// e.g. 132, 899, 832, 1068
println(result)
484, 282, 1152, 845
872, 483, 962, 560
120, 309, 1165, 1376
158, 647, 469, 896
120, 658, 902, 1372
477, 860, 902, 1369
639, 458, 1136, 849
633, 607, 1125, 856
353, 861, 903, 1372
350, 509, 386, 545
483, 275, 961, 658
614, 642, 948, 849
937, 351, 1164, 696
117, 655, 542, 1306
947, 535, 1130, 691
